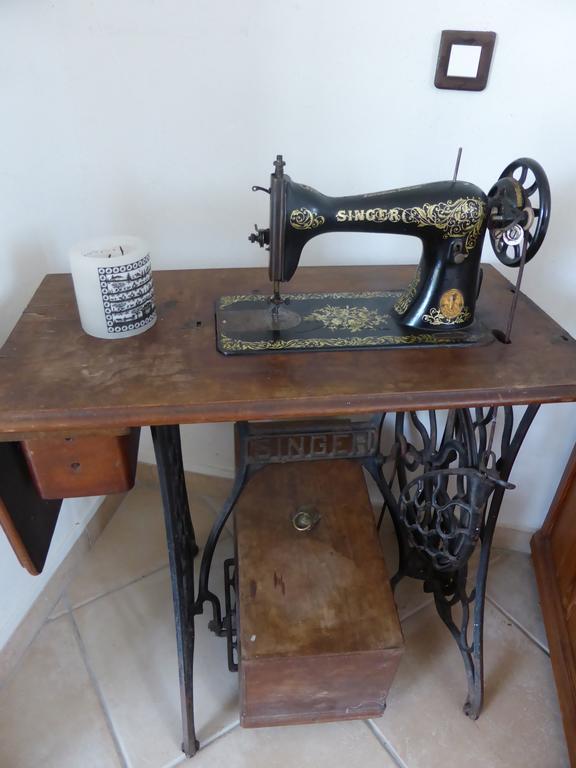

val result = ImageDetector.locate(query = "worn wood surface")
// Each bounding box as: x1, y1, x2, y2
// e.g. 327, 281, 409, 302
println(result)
0, 266, 575, 435
235, 460, 403, 726
532, 444, 576, 766
0, 427, 132, 444
22, 428, 140, 500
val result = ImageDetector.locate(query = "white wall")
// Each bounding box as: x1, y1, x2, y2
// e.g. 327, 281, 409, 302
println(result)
1, 0, 575, 641
0, 496, 102, 651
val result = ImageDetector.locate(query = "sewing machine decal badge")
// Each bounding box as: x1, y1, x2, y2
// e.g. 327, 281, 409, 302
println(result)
216, 153, 550, 354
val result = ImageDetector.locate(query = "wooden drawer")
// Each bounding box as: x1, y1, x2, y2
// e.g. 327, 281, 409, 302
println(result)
22, 428, 140, 499
235, 459, 404, 728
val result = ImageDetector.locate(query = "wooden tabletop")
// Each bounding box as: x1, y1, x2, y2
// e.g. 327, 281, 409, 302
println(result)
0, 265, 575, 435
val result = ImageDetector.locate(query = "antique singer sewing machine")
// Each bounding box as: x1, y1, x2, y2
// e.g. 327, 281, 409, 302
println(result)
216, 154, 550, 353
203, 153, 554, 732
3, 148, 573, 758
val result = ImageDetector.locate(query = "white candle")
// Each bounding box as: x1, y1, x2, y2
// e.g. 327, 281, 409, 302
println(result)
70, 236, 157, 339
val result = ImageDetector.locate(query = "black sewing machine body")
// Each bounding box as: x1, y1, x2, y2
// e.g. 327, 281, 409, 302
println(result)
278, 178, 488, 329
215, 155, 550, 355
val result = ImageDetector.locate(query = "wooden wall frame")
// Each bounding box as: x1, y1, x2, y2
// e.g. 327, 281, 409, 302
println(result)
435, 30, 496, 92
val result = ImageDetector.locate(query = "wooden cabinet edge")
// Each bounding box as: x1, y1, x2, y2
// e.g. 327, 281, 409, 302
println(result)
531, 443, 576, 767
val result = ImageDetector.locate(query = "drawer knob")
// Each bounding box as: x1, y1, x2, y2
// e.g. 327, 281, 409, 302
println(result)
292, 505, 321, 533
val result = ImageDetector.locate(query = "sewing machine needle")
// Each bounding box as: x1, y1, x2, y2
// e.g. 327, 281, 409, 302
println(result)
452, 147, 462, 182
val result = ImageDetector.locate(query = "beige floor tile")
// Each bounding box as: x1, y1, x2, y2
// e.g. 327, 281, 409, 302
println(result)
186, 472, 234, 509
85, 491, 127, 546
73, 535, 238, 768
66, 484, 218, 609
48, 594, 68, 620
137, 463, 234, 509
371, 601, 568, 768
0, 616, 122, 768
188, 720, 397, 767
487, 550, 548, 650
378, 520, 432, 621
199, 475, 236, 538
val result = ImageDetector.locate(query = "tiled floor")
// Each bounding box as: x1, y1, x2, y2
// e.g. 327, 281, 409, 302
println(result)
0, 472, 568, 767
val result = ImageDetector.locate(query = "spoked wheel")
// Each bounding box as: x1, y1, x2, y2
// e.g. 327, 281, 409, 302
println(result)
487, 157, 551, 266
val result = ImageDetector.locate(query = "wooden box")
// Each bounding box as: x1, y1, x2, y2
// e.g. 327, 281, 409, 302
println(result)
22, 428, 140, 500
235, 459, 404, 728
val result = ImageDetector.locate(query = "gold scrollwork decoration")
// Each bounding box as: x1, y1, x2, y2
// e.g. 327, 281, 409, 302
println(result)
289, 208, 326, 230
400, 198, 486, 253
304, 305, 390, 332
394, 267, 421, 316
219, 331, 478, 353
336, 198, 486, 253
422, 306, 472, 326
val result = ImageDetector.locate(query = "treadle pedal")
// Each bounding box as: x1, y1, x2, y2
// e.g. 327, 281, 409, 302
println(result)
223, 557, 238, 672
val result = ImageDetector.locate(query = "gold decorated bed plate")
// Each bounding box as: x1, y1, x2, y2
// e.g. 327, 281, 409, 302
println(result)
215, 291, 492, 355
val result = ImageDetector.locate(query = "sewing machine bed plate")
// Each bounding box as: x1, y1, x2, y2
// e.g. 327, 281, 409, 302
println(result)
215, 291, 493, 354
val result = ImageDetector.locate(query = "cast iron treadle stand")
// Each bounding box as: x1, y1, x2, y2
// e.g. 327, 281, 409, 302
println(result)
159, 408, 538, 755
194, 405, 539, 724
366, 404, 539, 719
151, 425, 200, 758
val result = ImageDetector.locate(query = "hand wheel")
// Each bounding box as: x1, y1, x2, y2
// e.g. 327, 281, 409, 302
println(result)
487, 157, 551, 266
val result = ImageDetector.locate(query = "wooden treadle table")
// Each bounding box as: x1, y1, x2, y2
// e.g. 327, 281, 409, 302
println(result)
0, 265, 575, 758
1, 265, 575, 433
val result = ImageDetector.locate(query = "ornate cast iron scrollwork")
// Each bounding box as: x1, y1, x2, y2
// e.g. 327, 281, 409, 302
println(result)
367, 405, 540, 719
399, 467, 505, 572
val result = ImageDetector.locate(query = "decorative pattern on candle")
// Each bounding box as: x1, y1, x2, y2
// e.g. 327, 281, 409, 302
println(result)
69, 236, 157, 339
98, 256, 156, 334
